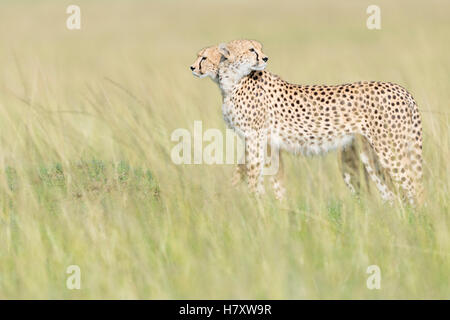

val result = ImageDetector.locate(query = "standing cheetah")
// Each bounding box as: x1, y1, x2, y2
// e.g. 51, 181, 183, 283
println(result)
191, 44, 385, 200
190, 42, 418, 205
215, 40, 423, 205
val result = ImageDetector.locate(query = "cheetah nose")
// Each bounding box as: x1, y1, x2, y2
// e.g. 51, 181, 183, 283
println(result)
262, 57, 268, 62
190, 66, 195, 71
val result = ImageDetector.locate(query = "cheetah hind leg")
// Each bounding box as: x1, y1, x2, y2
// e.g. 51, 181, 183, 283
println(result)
358, 142, 396, 204
340, 136, 377, 196
341, 136, 394, 202
340, 140, 363, 197
381, 146, 417, 206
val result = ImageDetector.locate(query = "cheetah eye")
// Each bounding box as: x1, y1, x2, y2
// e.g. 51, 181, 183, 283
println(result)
249, 48, 255, 52
201, 57, 207, 61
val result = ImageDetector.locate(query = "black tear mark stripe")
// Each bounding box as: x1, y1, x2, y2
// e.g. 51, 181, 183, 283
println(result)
253, 51, 259, 61
199, 57, 206, 73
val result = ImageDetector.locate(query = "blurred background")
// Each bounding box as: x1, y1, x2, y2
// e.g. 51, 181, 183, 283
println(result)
0, 0, 448, 299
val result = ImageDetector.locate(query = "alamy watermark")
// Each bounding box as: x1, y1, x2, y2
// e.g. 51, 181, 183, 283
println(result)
366, 5, 381, 30
66, 265, 81, 290
170, 121, 280, 175
66, 5, 81, 30
366, 265, 381, 290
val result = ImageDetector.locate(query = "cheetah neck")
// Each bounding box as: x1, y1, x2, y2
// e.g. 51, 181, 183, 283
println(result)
218, 61, 253, 97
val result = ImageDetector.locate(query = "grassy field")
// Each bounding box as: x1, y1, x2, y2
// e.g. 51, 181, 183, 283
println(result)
0, 0, 448, 299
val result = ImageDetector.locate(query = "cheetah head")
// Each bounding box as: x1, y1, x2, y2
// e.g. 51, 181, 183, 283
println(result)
190, 45, 222, 81
218, 39, 268, 75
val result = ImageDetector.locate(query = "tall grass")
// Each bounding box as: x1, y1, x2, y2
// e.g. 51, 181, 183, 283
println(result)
0, 0, 448, 298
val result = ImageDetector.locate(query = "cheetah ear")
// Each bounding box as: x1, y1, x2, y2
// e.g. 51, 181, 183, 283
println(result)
218, 43, 232, 60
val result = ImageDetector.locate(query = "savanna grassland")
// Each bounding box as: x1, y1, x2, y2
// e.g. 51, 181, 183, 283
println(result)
0, 0, 448, 299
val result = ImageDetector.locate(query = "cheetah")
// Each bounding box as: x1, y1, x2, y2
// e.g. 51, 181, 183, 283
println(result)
191, 43, 387, 201
215, 40, 424, 205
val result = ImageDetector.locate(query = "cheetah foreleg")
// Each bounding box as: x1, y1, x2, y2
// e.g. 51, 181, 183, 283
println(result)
265, 146, 285, 201
245, 133, 266, 196
231, 164, 246, 187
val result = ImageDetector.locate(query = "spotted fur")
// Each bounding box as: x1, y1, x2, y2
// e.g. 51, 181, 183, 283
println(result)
191, 41, 423, 205
216, 40, 424, 205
